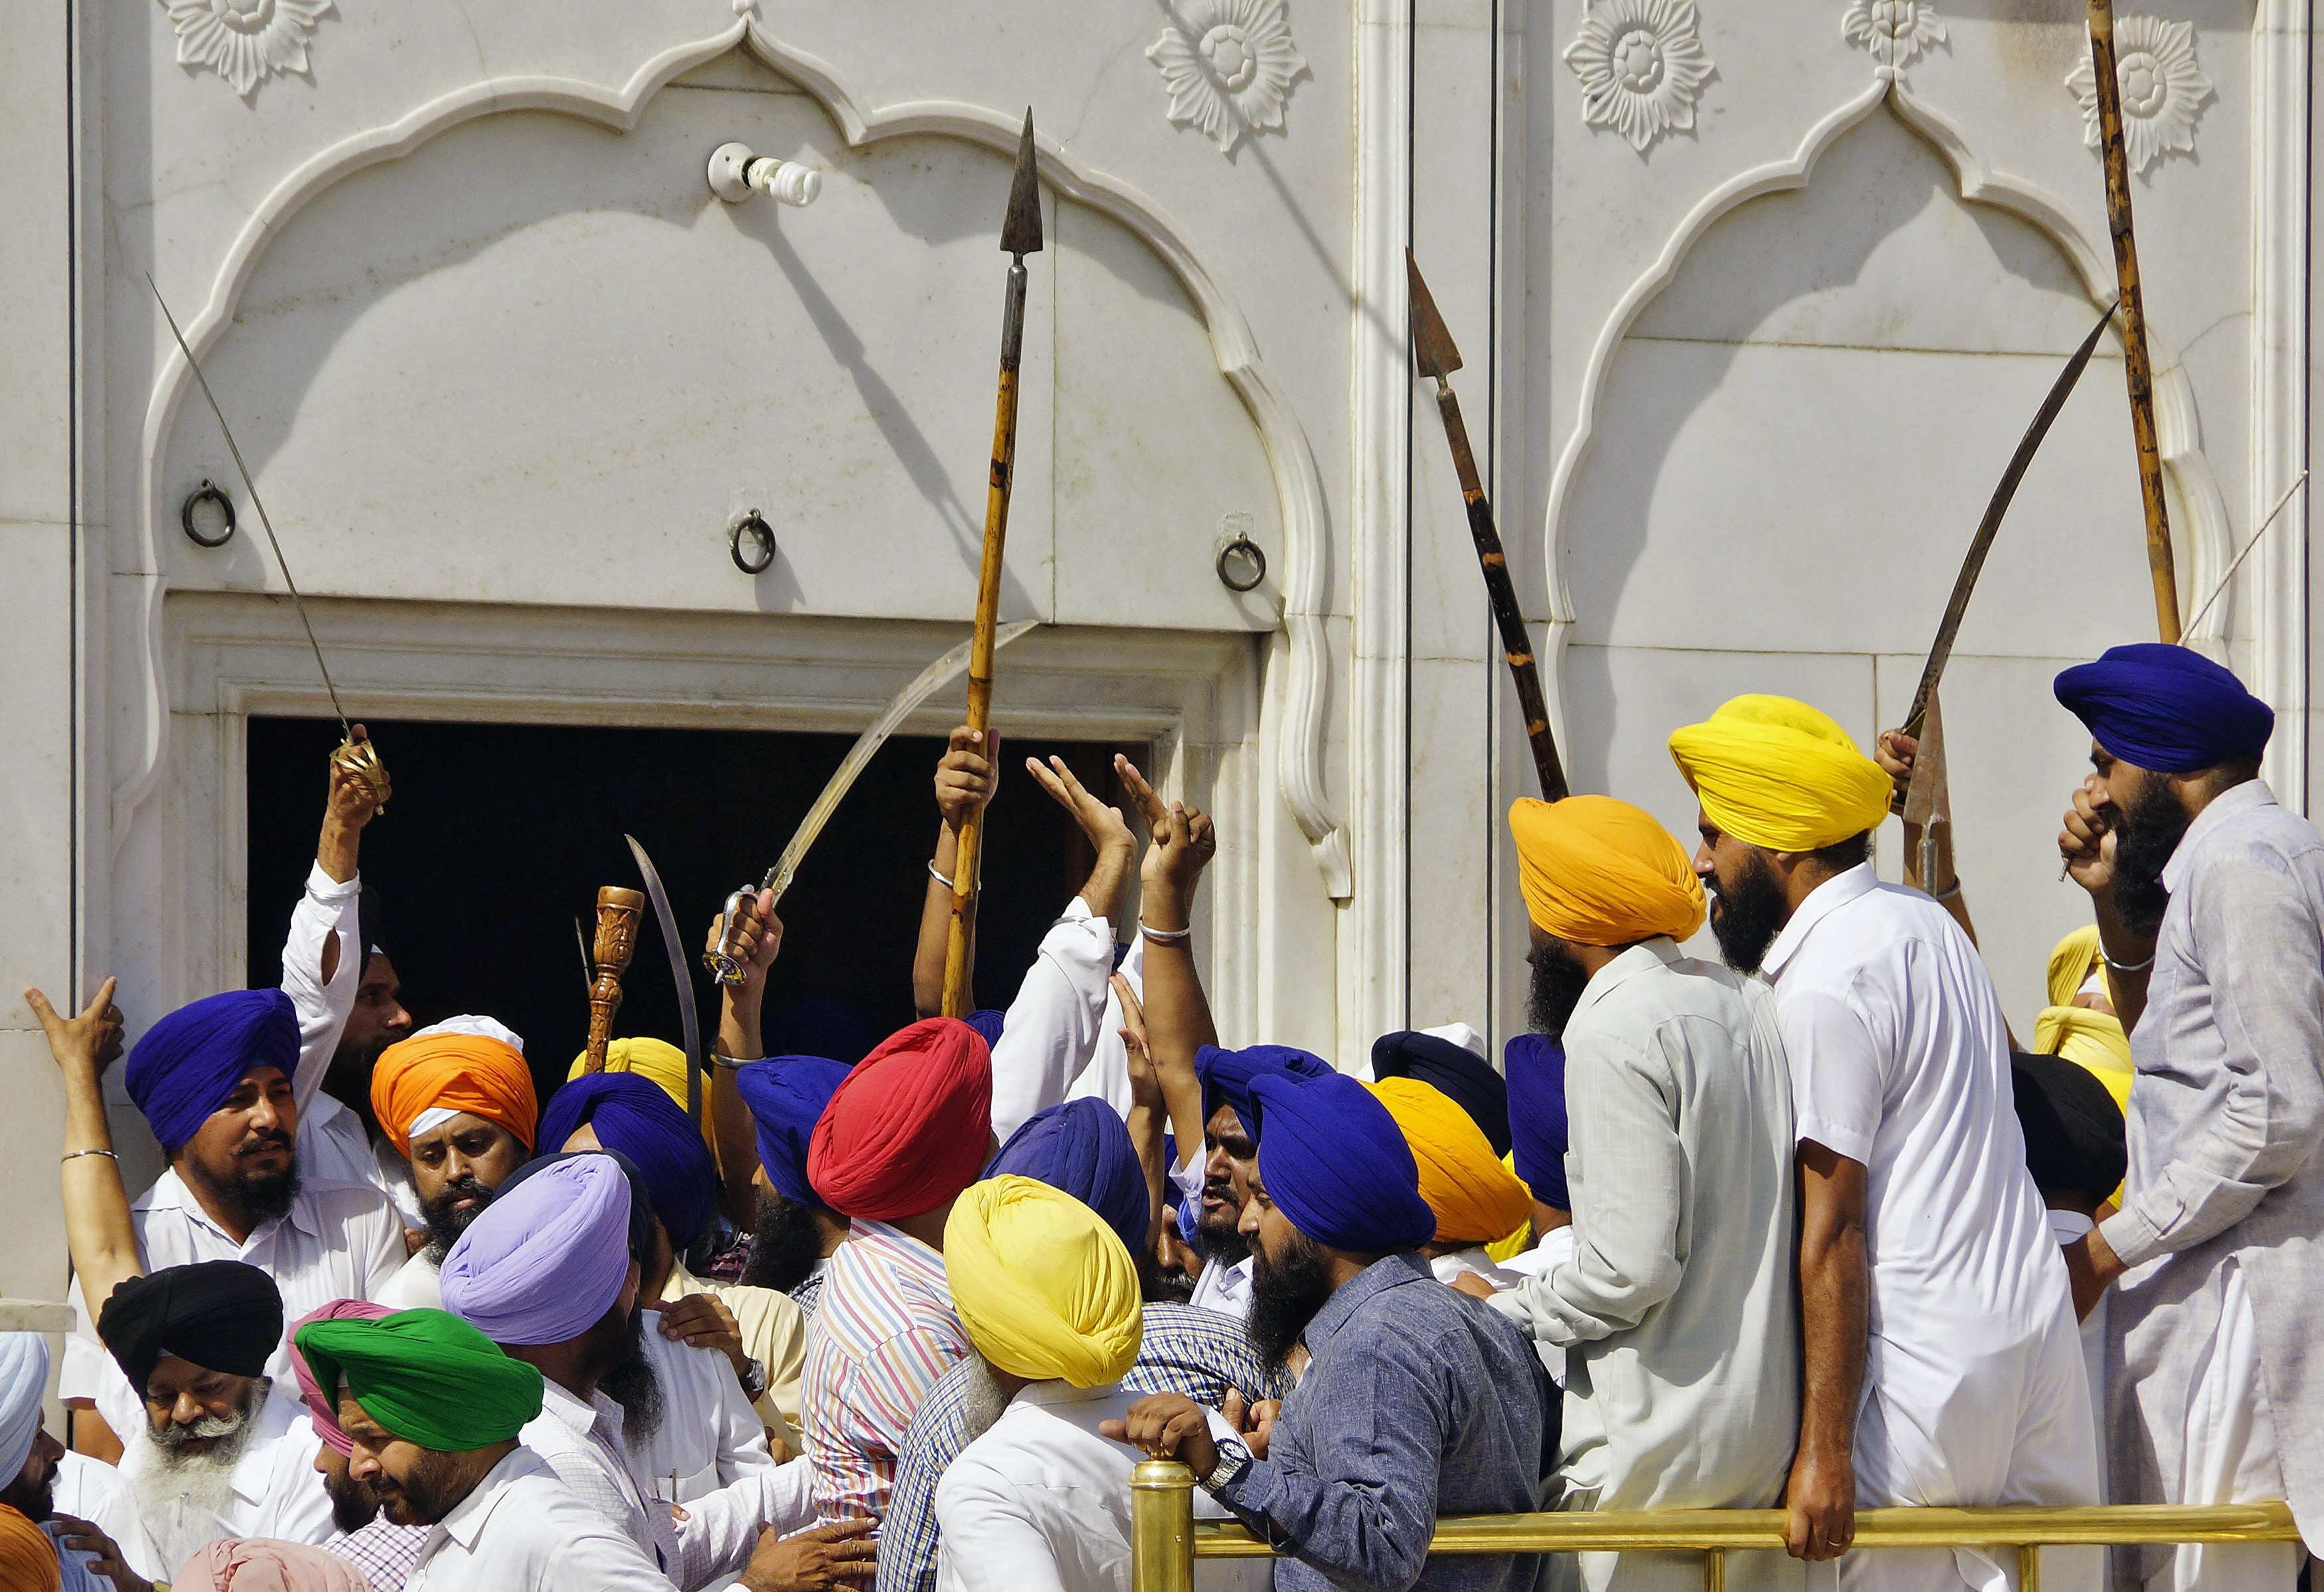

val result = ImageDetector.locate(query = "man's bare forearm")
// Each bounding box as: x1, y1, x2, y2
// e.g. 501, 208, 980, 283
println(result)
1137, 882, 1216, 1078
913, 823, 967, 1017
1796, 1218, 1868, 1469
1079, 842, 1137, 929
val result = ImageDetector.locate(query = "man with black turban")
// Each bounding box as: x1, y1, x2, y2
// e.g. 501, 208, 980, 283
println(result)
2052, 643, 2324, 1588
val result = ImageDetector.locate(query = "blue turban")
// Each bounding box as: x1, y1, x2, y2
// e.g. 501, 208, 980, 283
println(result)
124, 990, 299, 1153
988, 1099, 1149, 1253
734, 1057, 852, 1210
2053, 643, 2274, 773
1505, 1034, 1569, 1212
1195, 1043, 1334, 1141
963, 1010, 1007, 1050
1370, 1030, 1512, 1158
1248, 1071, 1435, 1254
539, 1073, 717, 1252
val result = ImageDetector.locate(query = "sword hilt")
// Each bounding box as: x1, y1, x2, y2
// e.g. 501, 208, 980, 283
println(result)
703, 882, 760, 987
331, 735, 390, 815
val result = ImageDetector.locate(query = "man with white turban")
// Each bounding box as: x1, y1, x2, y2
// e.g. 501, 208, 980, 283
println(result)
1669, 696, 2096, 1592
0, 1332, 131, 1592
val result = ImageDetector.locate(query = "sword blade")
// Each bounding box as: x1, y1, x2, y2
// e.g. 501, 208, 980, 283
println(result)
625, 834, 703, 1127
766, 621, 1037, 906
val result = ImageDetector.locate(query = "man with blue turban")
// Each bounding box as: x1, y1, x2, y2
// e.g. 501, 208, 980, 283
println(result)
1161, 1043, 1333, 1322
541, 1072, 809, 1443
1111, 1068, 1548, 1592
2052, 643, 2324, 1589
732, 1057, 855, 1316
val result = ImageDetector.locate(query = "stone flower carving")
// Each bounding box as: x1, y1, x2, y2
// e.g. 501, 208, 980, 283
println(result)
1147, 0, 1309, 155
1564, 0, 1716, 155
2066, 13, 2214, 175
1841, 0, 1946, 81
159, 0, 335, 97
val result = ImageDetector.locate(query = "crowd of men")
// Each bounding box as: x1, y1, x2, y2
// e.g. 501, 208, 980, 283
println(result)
3, 640, 2317, 1592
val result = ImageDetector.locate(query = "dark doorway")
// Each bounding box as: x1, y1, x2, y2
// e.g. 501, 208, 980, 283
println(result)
246, 716, 1149, 1111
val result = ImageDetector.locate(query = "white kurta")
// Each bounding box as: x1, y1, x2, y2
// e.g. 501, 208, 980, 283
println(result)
90, 1393, 336, 1580
1762, 866, 2098, 1592
406, 1444, 675, 1591
934, 1381, 1266, 1592
987, 898, 1121, 1145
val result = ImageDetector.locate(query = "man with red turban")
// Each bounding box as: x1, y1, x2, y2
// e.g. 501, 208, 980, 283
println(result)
800, 1017, 992, 1520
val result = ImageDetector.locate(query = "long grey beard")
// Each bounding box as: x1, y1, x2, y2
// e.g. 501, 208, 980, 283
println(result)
955, 1356, 1013, 1445
118, 1389, 267, 1571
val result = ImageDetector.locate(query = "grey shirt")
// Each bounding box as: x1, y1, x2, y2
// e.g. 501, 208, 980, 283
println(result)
2101, 779, 2324, 1552
1211, 1252, 1546, 1592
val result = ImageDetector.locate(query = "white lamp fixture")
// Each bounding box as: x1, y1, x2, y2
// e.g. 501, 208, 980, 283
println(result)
707, 142, 824, 206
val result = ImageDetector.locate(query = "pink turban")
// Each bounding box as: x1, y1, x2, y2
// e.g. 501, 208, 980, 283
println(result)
288, 1299, 393, 1456
177, 1539, 374, 1591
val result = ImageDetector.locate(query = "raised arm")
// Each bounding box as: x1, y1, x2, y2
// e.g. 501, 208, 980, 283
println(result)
1114, 975, 1168, 1243
708, 889, 784, 1224
912, 728, 999, 1018
1114, 758, 1216, 1154
28, 979, 141, 1315
283, 732, 386, 1116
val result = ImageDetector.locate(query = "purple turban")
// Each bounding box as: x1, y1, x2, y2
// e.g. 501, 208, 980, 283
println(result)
2054, 643, 2274, 773
734, 1057, 852, 1211
1504, 1034, 1569, 1212
124, 990, 299, 1153
440, 1153, 633, 1345
1248, 1071, 1436, 1254
989, 1099, 1149, 1253
539, 1072, 716, 1252
1195, 1043, 1334, 1141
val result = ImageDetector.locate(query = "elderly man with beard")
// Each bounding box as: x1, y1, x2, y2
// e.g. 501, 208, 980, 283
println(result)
361, 1020, 538, 1311
31, 969, 405, 1465
0, 1332, 141, 1592
1669, 695, 2096, 1592
1114, 1068, 1548, 1592
1458, 795, 1799, 1592
2047, 645, 2324, 1592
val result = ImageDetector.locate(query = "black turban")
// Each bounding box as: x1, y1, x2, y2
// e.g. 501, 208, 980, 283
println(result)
2011, 1052, 2127, 1205
1369, 1030, 1512, 1158
98, 1260, 282, 1394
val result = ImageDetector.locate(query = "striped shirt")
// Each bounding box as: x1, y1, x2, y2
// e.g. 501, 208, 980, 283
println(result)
803, 1219, 968, 1519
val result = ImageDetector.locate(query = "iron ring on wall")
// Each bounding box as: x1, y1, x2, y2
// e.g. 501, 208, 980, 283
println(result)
1216, 532, 1266, 594
180, 480, 236, 548
730, 510, 777, 575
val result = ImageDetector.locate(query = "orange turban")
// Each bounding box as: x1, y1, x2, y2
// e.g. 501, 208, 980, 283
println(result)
808, 1018, 992, 1221
1369, 1078, 1533, 1245
0, 1506, 58, 1592
1509, 795, 1705, 947
372, 1031, 539, 1158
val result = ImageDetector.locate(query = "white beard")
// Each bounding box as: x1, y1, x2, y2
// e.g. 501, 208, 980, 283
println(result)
114, 1390, 266, 1572
955, 1355, 1014, 1445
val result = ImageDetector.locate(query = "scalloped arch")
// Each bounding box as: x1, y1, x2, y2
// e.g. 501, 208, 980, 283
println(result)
123, 21, 1349, 892
1536, 79, 2232, 716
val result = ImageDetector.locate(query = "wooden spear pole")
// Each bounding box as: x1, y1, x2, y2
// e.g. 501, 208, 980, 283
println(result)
2084, 0, 2181, 642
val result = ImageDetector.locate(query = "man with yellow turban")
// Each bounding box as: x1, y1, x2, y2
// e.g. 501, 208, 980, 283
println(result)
1481, 793, 1800, 1592
1669, 696, 2097, 1590
1367, 1077, 1531, 1290
369, 1016, 538, 1311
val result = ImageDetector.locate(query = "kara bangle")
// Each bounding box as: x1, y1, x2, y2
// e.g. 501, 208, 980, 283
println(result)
1139, 921, 1193, 945
928, 860, 955, 890
60, 1148, 118, 1165
2104, 948, 2157, 975
710, 1052, 760, 1072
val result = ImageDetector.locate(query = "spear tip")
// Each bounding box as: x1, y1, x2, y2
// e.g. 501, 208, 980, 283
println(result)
1001, 108, 1043, 258
1406, 248, 1461, 381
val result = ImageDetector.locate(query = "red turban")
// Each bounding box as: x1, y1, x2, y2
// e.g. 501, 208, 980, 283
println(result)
808, 1018, 991, 1221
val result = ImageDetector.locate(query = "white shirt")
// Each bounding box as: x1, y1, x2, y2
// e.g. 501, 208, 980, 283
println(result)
629, 1326, 815, 1591
523, 1381, 675, 1573
278, 864, 373, 1190
90, 1393, 336, 1580
1185, 1255, 1252, 1320
1762, 865, 2066, 1350
989, 898, 1121, 1146
1428, 1249, 1523, 1292
374, 1249, 445, 1311
407, 1444, 676, 1591
62, 1171, 406, 1433
934, 1381, 1262, 1592
1064, 931, 1144, 1120
1500, 1228, 1575, 1385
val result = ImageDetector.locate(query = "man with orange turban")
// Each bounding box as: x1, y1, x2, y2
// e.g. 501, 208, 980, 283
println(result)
800, 1017, 992, 1520
369, 1018, 539, 1313
1478, 793, 1800, 1592
1368, 1077, 1531, 1290
1669, 696, 2098, 1590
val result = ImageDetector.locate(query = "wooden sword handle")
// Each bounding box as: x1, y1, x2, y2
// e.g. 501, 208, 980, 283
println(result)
584, 886, 646, 1074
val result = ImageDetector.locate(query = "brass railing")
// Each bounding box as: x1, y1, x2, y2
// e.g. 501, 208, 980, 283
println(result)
1128, 1461, 2300, 1592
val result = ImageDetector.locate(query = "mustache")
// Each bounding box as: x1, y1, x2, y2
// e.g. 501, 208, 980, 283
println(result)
234, 1129, 293, 1154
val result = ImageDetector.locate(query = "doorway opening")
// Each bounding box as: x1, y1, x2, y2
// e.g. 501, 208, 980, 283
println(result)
246, 716, 1151, 1109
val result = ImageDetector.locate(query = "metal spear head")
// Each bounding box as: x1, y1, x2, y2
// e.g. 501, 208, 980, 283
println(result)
1001, 109, 1043, 258
1406, 248, 1462, 382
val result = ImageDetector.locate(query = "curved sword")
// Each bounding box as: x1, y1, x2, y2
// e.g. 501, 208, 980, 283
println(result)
626, 834, 703, 1127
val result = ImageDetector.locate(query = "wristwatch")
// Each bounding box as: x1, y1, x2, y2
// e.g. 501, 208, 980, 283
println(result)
1199, 1436, 1254, 1494
738, 1354, 768, 1401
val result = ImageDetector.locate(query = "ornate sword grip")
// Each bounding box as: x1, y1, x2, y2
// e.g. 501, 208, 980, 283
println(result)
584, 887, 645, 1073
331, 735, 390, 814
703, 884, 759, 987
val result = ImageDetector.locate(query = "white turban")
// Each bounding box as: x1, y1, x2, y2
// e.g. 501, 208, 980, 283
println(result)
0, 1332, 50, 1480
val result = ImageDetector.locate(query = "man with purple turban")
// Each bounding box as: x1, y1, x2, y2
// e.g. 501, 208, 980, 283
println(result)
2052, 643, 2323, 1591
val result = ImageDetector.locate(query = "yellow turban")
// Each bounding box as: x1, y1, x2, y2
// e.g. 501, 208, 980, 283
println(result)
1667, 695, 1892, 852
1508, 795, 1705, 947
945, 1175, 1143, 1388
2034, 926, 2133, 1108
568, 1038, 714, 1148
1369, 1078, 1535, 1246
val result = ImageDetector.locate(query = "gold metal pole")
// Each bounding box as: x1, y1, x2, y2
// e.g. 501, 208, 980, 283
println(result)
1702, 1548, 1726, 1592
2018, 1544, 2040, 1592
1132, 1459, 1198, 1592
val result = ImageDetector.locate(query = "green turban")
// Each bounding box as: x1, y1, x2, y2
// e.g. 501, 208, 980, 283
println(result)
293, 1309, 543, 1451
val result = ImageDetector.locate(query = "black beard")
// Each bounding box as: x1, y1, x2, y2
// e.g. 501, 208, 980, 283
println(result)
420, 1176, 495, 1265
1190, 1218, 1250, 1270
1246, 1230, 1335, 1378
1148, 1257, 1198, 1307
377, 1444, 467, 1527
742, 1191, 827, 1295
602, 1309, 665, 1448
325, 1459, 378, 1534
0, 1458, 56, 1524
2110, 779, 2189, 938
189, 1149, 299, 1231
1708, 849, 1789, 975
1525, 941, 1595, 1040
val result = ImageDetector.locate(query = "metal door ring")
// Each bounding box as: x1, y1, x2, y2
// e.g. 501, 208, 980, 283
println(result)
731, 511, 776, 575
1216, 532, 1266, 593
181, 480, 236, 548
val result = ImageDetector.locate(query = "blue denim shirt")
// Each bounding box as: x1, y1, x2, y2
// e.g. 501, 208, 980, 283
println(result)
1212, 1252, 1548, 1592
